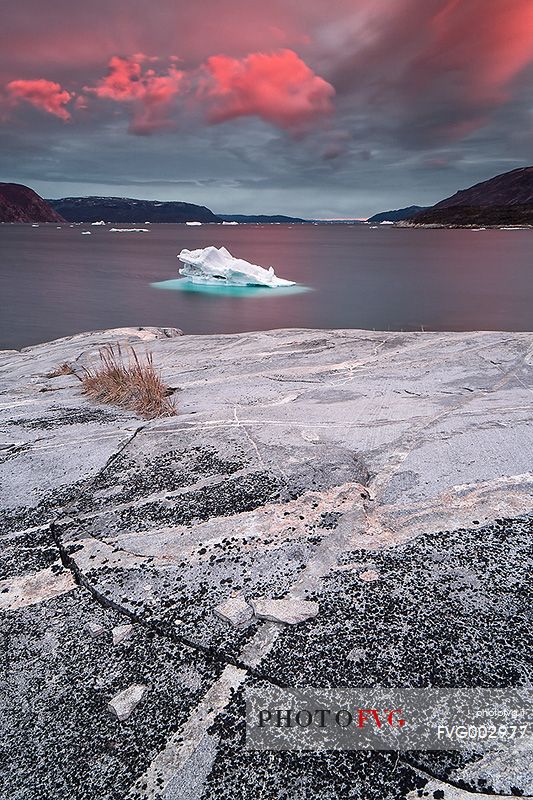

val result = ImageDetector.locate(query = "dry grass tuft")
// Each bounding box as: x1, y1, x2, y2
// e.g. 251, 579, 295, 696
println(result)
81, 343, 175, 419
47, 362, 75, 378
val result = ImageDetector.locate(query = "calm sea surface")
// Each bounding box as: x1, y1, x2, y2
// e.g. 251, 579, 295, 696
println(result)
1, 223, 532, 349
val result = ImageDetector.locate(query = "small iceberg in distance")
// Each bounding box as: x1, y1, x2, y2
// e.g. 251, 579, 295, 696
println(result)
109, 227, 149, 233
177, 245, 295, 287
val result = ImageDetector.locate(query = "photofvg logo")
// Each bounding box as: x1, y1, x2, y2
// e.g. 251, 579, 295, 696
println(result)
245, 688, 532, 751
257, 706, 406, 730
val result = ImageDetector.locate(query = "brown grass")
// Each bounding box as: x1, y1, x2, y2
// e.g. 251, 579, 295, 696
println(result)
81, 343, 175, 419
47, 362, 75, 378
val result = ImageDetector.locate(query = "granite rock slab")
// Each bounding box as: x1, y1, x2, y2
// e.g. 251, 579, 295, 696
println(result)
0, 326, 531, 799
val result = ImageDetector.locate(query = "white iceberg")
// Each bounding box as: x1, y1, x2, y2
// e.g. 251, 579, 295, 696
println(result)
186, 221, 202, 226
177, 246, 295, 287
108, 227, 149, 233
91, 220, 106, 225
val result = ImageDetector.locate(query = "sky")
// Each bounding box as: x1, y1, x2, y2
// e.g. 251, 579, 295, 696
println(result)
1, 0, 532, 218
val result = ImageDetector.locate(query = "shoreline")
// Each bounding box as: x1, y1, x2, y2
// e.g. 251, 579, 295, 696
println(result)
2, 322, 533, 354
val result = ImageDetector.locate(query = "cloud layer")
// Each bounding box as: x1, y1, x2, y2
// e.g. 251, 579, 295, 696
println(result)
1, 0, 532, 215
3, 50, 335, 136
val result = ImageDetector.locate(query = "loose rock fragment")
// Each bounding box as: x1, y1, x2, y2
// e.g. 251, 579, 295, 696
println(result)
214, 596, 254, 628
250, 597, 319, 625
112, 623, 133, 645
347, 647, 366, 663
87, 622, 106, 638
108, 684, 147, 722
358, 569, 380, 582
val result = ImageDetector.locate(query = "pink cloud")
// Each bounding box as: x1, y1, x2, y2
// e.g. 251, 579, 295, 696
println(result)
201, 49, 335, 130
6, 78, 71, 120
85, 55, 184, 134
81, 49, 334, 134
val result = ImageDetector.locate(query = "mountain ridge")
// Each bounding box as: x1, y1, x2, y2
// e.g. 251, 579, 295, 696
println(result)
0, 183, 64, 223
47, 196, 221, 223
368, 205, 428, 223
218, 213, 307, 223
413, 166, 533, 226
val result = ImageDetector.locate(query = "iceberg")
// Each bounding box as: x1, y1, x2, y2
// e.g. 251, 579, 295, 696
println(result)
109, 227, 149, 233
177, 246, 295, 287
91, 220, 106, 225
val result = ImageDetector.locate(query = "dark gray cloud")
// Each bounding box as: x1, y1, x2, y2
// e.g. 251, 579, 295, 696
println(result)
1, 0, 532, 217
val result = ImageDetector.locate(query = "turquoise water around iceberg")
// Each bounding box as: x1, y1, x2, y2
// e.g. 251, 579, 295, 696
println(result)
151, 277, 311, 297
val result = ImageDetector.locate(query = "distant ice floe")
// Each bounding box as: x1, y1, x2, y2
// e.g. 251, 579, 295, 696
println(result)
222, 221, 239, 225
81, 231, 92, 235
91, 220, 106, 226
178, 245, 295, 287
31, 224, 39, 227
186, 221, 202, 226
108, 228, 149, 232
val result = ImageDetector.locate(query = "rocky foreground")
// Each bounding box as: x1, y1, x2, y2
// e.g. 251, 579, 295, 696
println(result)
1, 326, 531, 800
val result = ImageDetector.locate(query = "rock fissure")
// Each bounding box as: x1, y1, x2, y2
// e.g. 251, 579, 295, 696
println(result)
49, 521, 292, 690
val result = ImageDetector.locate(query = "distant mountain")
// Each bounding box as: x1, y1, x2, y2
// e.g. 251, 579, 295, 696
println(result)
0, 183, 64, 223
48, 196, 221, 223
368, 205, 428, 223
413, 167, 533, 226
219, 214, 307, 223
